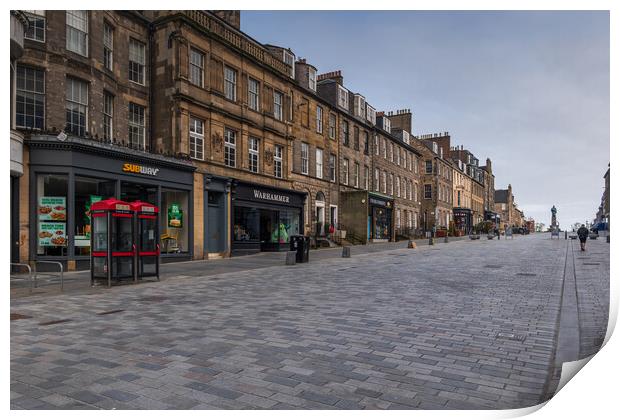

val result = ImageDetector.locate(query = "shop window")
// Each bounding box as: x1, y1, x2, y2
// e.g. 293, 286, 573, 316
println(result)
15, 65, 45, 130
74, 177, 116, 256
233, 206, 260, 242
36, 174, 68, 257
160, 190, 189, 254
278, 209, 301, 244
66, 10, 88, 56
66, 77, 88, 136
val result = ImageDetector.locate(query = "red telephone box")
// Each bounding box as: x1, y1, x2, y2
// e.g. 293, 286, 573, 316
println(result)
130, 201, 160, 281
90, 198, 136, 287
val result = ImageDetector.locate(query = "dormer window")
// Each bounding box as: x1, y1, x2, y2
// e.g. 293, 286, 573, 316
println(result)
307, 67, 317, 91
354, 95, 366, 119
337, 85, 349, 110
432, 142, 438, 154
382, 117, 391, 132
283, 50, 295, 78
366, 105, 376, 125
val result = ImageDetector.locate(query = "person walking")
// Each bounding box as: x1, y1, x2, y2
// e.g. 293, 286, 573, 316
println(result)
577, 224, 589, 251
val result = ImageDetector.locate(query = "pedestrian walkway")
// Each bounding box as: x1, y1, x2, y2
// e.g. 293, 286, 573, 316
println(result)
10, 233, 609, 410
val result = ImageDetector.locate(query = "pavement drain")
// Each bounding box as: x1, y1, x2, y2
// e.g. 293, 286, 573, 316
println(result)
496, 332, 527, 342
10, 313, 32, 321
137, 296, 168, 303
516, 273, 537, 277
39, 319, 72, 326
97, 309, 125, 315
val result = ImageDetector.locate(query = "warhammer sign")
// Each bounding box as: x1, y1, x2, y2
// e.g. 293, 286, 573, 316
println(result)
253, 189, 290, 203
122, 163, 160, 176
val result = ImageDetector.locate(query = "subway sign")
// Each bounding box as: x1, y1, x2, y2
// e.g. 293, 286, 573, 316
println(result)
122, 163, 160, 176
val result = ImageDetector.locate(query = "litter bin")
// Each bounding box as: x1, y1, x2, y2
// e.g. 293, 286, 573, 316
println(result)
290, 235, 310, 263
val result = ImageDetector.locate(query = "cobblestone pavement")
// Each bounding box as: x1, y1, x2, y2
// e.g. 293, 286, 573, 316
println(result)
10, 234, 609, 410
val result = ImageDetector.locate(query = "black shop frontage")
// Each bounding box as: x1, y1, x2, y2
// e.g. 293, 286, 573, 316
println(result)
368, 193, 394, 242
27, 135, 196, 270
231, 181, 306, 255
453, 207, 473, 235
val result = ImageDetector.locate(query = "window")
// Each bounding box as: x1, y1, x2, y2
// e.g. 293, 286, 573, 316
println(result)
389, 173, 394, 195
66, 10, 88, 56
342, 159, 349, 185
382, 138, 386, 158
329, 154, 336, 182
224, 66, 237, 101
15, 65, 45, 129
283, 50, 295, 78
366, 105, 376, 125
189, 117, 204, 160
425, 160, 433, 174
374, 168, 379, 192
337, 86, 349, 110
353, 162, 359, 187
374, 134, 379, 156
342, 120, 349, 146
364, 166, 369, 190
249, 137, 260, 173
301, 142, 309, 175
274, 145, 283, 178
274, 91, 283, 121
363, 131, 369, 155
24, 11, 45, 42
128, 103, 145, 148
396, 147, 401, 166
354, 95, 365, 118
248, 78, 260, 111
328, 113, 336, 139
414, 182, 418, 201
65, 78, 88, 136
129, 38, 145, 85
103, 92, 113, 140
189, 48, 205, 87
308, 67, 317, 91
223, 129, 237, 167
381, 171, 387, 194
316, 148, 323, 179
424, 184, 432, 199
316, 106, 323, 133
396, 210, 401, 229
389, 143, 394, 162
396, 176, 401, 197
353, 126, 359, 150
36, 174, 68, 257
103, 22, 113, 71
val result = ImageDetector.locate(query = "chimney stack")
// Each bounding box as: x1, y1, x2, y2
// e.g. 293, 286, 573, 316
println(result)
317, 70, 343, 85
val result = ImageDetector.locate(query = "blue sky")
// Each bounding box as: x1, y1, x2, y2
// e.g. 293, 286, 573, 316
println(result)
243, 10, 609, 229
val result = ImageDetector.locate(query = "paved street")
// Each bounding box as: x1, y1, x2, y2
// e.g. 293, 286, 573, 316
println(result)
10, 234, 609, 410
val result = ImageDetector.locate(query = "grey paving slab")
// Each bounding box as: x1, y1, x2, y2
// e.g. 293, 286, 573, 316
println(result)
10, 234, 609, 410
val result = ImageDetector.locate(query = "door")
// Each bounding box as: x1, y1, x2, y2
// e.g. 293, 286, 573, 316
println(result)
316, 203, 325, 236
207, 192, 225, 253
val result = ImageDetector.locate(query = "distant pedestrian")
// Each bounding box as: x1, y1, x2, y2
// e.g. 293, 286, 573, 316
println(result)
495, 227, 500, 240
577, 224, 589, 251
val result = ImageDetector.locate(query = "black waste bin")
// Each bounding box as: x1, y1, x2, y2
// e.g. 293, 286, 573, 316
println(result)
290, 235, 310, 263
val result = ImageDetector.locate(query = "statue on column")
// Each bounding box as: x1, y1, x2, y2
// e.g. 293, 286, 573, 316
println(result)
551, 205, 558, 229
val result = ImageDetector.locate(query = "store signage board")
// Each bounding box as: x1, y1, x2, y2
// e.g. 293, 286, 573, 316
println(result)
122, 163, 160, 176
253, 189, 291, 204
38, 222, 66, 246
115, 204, 130, 211
38, 197, 66, 221
369, 197, 392, 208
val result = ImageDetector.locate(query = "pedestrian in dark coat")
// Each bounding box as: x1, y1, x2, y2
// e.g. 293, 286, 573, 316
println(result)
577, 224, 589, 251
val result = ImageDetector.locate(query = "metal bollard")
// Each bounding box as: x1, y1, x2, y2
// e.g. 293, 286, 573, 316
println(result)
342, 246, 351, 258
607, 235, 610, 243
285, 251, 296, 265
565, 231, 568, 240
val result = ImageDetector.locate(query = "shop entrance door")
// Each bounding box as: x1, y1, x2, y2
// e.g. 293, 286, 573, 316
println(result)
260, 209, 280, 251
207, 192, 225, 253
